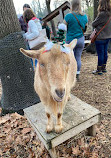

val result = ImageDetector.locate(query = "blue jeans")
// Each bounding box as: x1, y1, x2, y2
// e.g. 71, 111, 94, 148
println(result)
31, 58, 37, 67
26, 41, 38, 68
66, 36, 85, 73
95, 39, 110, 66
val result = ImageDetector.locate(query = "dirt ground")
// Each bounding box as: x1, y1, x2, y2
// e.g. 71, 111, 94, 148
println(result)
0, 52, 111, 158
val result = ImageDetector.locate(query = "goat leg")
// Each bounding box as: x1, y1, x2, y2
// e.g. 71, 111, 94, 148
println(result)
55, 112, 63, 133
45, 107, 53, 133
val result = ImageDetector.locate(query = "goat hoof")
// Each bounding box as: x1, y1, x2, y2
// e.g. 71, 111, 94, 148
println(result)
55, 125, 63, 133
46, 125, 53, 133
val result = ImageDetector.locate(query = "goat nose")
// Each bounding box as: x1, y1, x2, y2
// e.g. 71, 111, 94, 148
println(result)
55, 89, 65, 99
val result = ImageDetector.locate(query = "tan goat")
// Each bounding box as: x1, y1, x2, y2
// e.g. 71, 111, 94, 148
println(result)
20, 39, 77, 133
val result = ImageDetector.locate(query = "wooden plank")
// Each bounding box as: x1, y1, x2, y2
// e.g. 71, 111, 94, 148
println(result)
67, 95, 100, 119
51, 115, 99, 148
87, 125, 96, 136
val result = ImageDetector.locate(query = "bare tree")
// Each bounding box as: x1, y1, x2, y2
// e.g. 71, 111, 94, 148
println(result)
86, 0, 93, 8
94, 0, 99, 19
31, 0, 46, 18
53, 0, 65, 9
45, 0, 56, 36
83, 0, 98, 20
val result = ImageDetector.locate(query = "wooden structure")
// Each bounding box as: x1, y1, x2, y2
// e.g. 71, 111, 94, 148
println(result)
24, 95, 101, 158
42, 1, 70, 23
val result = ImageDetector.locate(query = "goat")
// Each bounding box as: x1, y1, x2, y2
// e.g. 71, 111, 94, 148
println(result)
20, 39, 77, 133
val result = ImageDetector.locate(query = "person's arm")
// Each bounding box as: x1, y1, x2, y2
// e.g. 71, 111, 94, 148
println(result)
83, 15, 88, 32
63, 20, 67, 25
84, 23, 87, 32
92, 12, 104, 28
23, 32, 28, 39
25, 20, 40, 40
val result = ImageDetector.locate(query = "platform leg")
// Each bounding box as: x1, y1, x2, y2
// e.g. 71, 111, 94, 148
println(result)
87, 125, 96, 136
49, 147, 58, 158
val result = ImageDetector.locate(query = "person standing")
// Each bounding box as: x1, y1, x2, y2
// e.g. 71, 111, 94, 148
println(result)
92, 0, 111, 75
19, 4, 30, 33
42, 21, 51, 40
23, 8, 42, 68
64, 0, 88, 81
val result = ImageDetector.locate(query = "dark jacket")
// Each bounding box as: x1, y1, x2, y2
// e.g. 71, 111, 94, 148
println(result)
19, 16, 27, 33
42, 25, 50, 39
92, 11, 111, 40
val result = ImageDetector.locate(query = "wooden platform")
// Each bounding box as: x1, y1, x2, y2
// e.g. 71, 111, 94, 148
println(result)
24, 95, 101, 158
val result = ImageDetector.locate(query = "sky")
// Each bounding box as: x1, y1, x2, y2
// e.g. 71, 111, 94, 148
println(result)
13, 0, 35, 14
13, 0, 32, 14
13, 0, 55, 15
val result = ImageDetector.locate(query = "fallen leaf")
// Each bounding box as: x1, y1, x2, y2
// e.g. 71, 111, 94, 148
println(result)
0, 148, 2, 154
4, 128, 11, 134
11, 112, 24, 119
0, 134, 6, 138
15, 136, 22, 144
28, 148, 35, 158
0, 115, 10, 124
108, 133, 111, 137
22, 128, 31, 134
72, 145, 80, 155
78, 138, 85, 146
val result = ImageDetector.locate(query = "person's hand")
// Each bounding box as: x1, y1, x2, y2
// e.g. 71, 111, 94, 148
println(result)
23, 34, 26, 39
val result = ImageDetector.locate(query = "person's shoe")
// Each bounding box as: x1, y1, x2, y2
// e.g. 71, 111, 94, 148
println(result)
92, 70, 103, 75
76, 74, 80, 82
102, 64, 107, 73
92, 66, 103, 75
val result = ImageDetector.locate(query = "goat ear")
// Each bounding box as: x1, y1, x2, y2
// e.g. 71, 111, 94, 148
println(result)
68, 39, 77, 50
20, 48, 40, 59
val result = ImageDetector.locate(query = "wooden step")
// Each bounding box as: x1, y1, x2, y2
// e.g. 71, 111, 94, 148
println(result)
24, 95, 101, 157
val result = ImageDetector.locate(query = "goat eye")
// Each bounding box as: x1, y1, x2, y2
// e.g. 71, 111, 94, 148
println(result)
40, 63, 45, 67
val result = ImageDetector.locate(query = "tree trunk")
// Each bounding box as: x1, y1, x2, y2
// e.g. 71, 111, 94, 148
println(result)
94, 0, 99, 20
0, 0, 21, 39
45, 0, 56, 36
0, 0, 40, 112
86, 0, 89, 8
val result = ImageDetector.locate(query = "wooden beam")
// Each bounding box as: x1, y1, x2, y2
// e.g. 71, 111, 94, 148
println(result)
42, 1, 70, 22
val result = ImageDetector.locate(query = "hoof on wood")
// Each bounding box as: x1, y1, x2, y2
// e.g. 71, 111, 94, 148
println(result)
46, 124, 53, 133
55, 124, 63, 133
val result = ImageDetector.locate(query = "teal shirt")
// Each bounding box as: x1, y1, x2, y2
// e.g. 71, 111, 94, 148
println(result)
65, 12, 88, 41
